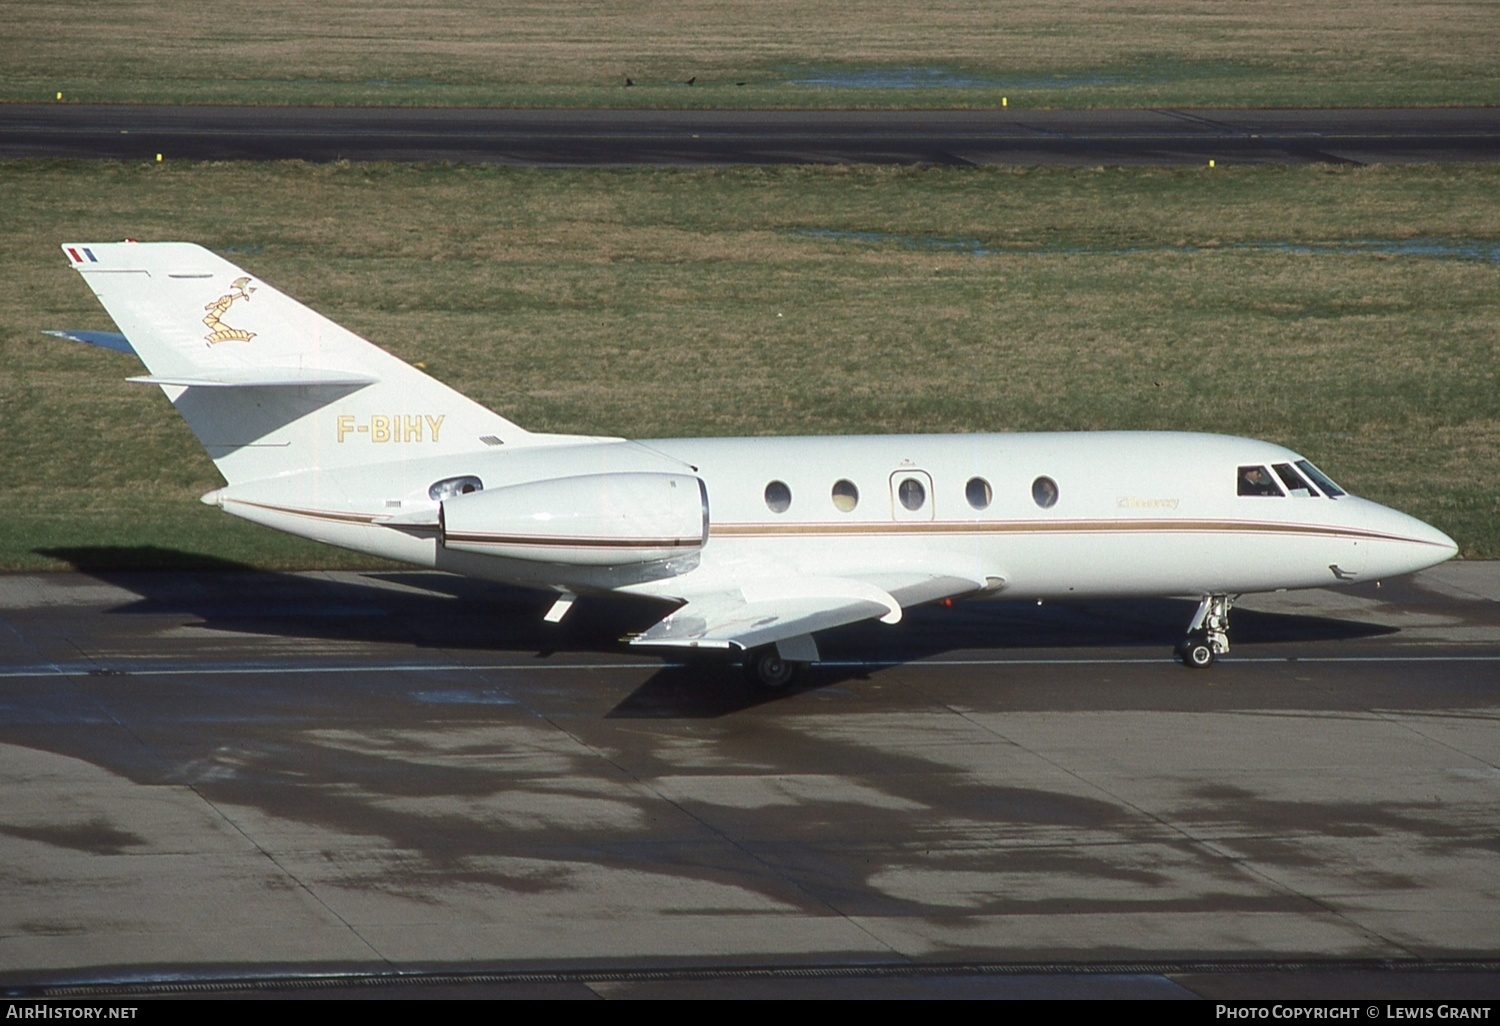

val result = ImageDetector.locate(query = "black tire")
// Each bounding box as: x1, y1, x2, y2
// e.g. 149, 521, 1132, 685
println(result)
1182, 639, 1215, 669
742, 647, 802, 689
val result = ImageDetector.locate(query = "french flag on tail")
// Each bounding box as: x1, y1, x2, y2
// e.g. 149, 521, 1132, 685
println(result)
65, 246, 98, 264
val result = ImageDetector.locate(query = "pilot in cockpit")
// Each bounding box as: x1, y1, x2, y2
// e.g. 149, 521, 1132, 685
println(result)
1238, 466, 1281, 496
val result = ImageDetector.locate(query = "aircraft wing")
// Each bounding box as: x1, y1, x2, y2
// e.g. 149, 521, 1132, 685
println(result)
628, 569, 988, 654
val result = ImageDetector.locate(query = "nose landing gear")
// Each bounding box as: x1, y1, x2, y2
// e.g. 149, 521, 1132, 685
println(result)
1177, 594, 1235, 668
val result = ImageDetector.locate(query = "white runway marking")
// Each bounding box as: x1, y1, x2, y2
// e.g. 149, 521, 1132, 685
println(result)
2, 654, 1498, 679
0, 661, 657, 678
833, 655, 1500, 666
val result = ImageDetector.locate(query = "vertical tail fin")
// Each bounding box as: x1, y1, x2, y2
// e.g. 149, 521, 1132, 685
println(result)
63, 242, 533, 485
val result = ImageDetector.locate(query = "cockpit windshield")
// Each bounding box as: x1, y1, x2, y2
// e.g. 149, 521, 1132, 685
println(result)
1273, 463, 1319, 496
1240, 461, 1348, 498
1295, 459, 1346, 497
1237, 466, 1284, 496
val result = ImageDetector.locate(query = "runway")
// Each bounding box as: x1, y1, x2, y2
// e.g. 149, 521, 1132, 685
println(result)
4, 105, 1500, 166
1, 563, 1497, 998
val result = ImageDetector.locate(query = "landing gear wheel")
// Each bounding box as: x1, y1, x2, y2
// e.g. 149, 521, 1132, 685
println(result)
1181, 637, 1216, 669
1178, 594, 1234, 669
742, 647, 803, 690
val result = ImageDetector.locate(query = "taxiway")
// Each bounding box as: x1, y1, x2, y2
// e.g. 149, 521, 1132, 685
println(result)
1, 563, 1497, 997
3, 105, 1499, 166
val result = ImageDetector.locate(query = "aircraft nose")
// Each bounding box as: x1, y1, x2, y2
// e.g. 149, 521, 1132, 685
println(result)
1416, 519, 1459, 560
1362, 501, 1459, 577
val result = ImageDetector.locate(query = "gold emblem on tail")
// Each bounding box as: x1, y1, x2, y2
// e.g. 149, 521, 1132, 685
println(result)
203, 276, 257, 344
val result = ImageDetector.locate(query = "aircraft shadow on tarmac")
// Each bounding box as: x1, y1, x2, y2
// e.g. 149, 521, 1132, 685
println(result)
38, 545, 1398, 718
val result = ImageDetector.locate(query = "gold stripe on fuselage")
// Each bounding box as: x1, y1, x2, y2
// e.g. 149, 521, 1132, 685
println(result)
446, 532, 700, 550
224, 500, 1449, 550
709, 518, 1439, 546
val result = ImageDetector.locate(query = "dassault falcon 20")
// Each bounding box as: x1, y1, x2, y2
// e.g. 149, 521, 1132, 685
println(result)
57, 242, 1458, 687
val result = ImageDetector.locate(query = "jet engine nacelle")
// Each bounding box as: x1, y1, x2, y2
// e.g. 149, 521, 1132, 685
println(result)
440, 472, 709, 567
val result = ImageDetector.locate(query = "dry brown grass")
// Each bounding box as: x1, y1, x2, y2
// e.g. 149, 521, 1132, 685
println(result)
6, 1, 1497, 107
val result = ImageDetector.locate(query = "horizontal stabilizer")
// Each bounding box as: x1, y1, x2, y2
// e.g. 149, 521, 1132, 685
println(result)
127, 369, 379, 389
43, 329, 134, 355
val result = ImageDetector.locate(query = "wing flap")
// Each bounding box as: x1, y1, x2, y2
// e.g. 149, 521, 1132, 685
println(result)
629, 589, 896, 652
628, 569, 989, 653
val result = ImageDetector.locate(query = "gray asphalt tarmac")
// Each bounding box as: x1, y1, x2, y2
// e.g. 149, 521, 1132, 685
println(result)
4, 104, 1500, 166
1, 563, 1497, 998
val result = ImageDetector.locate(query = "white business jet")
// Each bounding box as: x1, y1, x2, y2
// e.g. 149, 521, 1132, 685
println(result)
58, 242, 1457, 686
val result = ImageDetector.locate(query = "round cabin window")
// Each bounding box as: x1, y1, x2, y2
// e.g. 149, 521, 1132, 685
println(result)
831, 479, 859, 513
1032, 476, 1059, 509
897, 476, 927, 511
966, 477, 992, 510
764, 480, 792, 513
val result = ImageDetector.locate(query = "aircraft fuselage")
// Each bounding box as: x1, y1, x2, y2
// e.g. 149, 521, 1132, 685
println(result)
209, 430, 1456, 606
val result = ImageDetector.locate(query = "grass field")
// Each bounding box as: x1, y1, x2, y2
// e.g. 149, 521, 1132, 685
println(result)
3, 159, 1497, 569
6, 0, 1499, 109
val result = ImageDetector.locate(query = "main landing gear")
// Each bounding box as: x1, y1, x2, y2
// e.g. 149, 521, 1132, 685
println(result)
740, 645, 807, 690
1176, 594, 1235, 669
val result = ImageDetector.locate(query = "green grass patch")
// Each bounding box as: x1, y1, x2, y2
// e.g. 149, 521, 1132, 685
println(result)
2, 159, 1497, 569
5, 0, 1499, 109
